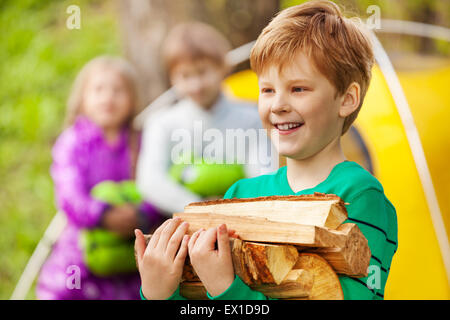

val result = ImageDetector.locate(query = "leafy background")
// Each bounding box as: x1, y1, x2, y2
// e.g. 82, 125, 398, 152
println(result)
0, 0, 448, 299
0, 0, 120, 299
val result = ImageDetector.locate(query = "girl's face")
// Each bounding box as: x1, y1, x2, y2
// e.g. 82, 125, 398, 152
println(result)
82, 67, 133, 130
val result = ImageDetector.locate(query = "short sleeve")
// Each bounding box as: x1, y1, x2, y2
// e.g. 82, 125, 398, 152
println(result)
223, 181, 239, 199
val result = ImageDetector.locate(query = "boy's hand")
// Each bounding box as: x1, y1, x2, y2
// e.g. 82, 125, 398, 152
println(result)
134, 218, 190, 300
188, 224, 235, 297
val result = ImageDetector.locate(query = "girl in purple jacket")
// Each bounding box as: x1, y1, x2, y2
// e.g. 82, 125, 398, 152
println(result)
36, 56, 162, 300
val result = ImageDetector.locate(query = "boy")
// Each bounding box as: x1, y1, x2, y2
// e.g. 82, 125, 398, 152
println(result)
135, 0, 398, 300
136, 22, 275, 215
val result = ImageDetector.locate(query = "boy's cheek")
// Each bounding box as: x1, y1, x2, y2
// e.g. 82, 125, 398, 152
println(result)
257, 103, 271, 124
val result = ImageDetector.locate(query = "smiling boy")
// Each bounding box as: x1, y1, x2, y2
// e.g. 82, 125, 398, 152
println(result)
136, 0, 398, 301
219, 0, 398, 299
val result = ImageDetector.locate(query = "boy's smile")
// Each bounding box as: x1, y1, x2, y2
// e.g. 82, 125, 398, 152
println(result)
257, 50, 346, 160
273, 121, 304, 135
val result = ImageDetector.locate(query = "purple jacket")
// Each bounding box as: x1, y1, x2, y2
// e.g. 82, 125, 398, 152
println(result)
36, 116, 162, 300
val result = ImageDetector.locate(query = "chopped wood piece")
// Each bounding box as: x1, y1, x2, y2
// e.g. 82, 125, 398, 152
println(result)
179, 282, 208, 300
184, 193, 348, 229
172, 212, 349, 247
231, 239, 298, 285
299, 223, 371, 277
250, 269, 313, 298
182, 256, 198, 282
283, 253, 344, 300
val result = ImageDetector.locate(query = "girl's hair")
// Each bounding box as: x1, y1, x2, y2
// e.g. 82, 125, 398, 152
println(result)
64, 56, 141, 178
64, 55, 140, 129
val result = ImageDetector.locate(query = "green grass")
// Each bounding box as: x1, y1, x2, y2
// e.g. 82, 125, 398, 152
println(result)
0, 0, 121, 299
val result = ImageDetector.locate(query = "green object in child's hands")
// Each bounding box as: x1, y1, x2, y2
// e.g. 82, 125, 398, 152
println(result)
80, 180, 142, 277
169, 159, 245, 197
91, 180, 142, 205
79, 229, 137, 277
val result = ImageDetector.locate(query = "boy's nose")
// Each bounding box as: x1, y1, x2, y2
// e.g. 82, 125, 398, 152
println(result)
187, 78, 203, 92
271, 95, 291, 113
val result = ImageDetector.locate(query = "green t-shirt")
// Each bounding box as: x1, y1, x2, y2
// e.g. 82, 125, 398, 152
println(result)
143, 160, 398, 300
222, 160, 398, 300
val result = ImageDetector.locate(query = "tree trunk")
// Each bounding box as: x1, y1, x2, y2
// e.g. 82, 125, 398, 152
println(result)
118, 0, 280, 109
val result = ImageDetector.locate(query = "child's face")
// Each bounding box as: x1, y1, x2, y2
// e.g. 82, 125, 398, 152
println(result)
170, 58, 226, 109
82, 67, 133, 130
258, 50, 345, 160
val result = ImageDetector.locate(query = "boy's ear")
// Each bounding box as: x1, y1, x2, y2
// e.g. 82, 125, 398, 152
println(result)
338, 82, 360, 118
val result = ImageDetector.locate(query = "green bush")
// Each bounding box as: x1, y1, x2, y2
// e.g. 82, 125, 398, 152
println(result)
0, 0, 120, 299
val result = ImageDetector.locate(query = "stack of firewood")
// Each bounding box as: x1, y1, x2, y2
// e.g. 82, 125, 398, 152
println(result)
140, 192, 371, 300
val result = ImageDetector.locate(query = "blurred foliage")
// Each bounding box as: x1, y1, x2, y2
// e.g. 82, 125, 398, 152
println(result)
0, 0, 120, 299
281, 0, 450, 56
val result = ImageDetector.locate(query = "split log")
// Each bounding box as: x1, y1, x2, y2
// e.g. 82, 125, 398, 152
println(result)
172, 212, 350, 247
231, 239, 298, 285
283, 253, 344, 300
180, 269, 314, 299
184, 193, 348, 229
299, 223, 371, 277
249, 269, 313, 298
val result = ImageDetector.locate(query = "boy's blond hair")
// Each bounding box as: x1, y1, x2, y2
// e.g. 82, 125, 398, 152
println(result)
250, 0, 374, 135
162, 22, 232, 74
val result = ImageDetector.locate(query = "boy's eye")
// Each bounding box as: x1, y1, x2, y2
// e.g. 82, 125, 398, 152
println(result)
292, 87, 305, 93
261, 88, 274, 94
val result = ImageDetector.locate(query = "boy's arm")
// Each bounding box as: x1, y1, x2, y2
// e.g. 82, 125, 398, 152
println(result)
136, 116, 202, 215
341, 188, 398, 300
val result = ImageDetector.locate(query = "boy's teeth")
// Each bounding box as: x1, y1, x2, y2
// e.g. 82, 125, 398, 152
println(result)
277, 123, 302, 130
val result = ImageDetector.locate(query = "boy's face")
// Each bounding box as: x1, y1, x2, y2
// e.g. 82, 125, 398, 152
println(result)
257, 50, 345, 160
170, 58, 226, 110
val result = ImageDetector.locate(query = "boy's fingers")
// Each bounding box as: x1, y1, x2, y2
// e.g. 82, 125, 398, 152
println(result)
149, 219, 172, 249
156, 218, 182, 250
227, 228, 240, 239
217, 224, 231, 256
174, 235, 190, 270
199, 227, 218, 251
165, 222, 189, 260
188, 229, 203, 253
134, 229, 145, 264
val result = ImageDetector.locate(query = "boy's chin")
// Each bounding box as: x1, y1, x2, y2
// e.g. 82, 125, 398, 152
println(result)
277, 148, 304, 160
